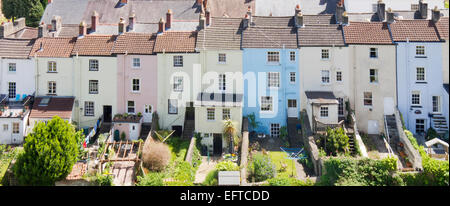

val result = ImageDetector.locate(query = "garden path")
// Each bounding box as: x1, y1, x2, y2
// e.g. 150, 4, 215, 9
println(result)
194, 156, 222, 184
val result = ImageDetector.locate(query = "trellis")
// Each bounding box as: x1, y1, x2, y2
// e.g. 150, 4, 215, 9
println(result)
99, 140, 143, 173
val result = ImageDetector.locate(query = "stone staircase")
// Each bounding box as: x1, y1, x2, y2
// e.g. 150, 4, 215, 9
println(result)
182, 119, 195, 139
347, 133, 356, 155
385, 115, 400, 142
139, 123, 152, 140
431, 114, 449, 135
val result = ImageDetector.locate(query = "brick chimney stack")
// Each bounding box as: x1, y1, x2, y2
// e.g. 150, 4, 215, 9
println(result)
377, 0, 386, 22
247, 6, 253, 25
120, 0, 128, 4
166, 9, 172, 29
129, 12, 136, 31
199, 13, 206, 30
158, 18, 165, 33
295, 10, 304, 28
432, 6, 441, 23
118, 17, 126, 34
38, 22, 45, 38
336, 0, 345, 24
386, 8, 395, 24
91, 11, 99, 33
205, 8, 211, 26
197, 0, 203, 6
295, 4, 301, 16
419, 0, 428, 19
79, 21, 87, 37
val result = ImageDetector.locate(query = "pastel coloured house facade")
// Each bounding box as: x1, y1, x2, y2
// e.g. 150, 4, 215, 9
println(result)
155, 30, 199, 134
297, 14, 351, 131
196, 16, 244, 153
390, 19, 447, 136
71, 33, 118, 129
343, 21, 397, 135
242, 15, 300, 137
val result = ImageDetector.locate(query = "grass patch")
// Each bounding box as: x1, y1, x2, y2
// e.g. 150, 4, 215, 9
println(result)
165, 136, 190, 162
268, 151, 296, 177
1, 146, 21, 186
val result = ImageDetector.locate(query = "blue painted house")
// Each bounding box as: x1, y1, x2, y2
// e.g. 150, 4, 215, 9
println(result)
390, 19, 448, 136
241, 15, 300, 137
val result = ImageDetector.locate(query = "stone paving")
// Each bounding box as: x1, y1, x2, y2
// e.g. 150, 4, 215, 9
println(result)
194, 156, 222, 184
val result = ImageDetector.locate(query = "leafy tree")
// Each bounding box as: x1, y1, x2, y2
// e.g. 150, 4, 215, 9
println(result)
223, 119, 237, 153
324, 127, 350, 156
2, 0, 44, 27
13, 116, 83, 186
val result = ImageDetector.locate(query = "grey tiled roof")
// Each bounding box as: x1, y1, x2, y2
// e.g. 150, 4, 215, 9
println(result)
196, 17, 243, 50
256, 0, 339, 16
0, 38, 35, 59
41, 0, 201, 25
298, 24, 345, 46
242, 27, 297, 49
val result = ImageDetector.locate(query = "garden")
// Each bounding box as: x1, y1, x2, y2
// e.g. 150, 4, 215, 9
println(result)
0, 145, 21, 186
135, 130, 202, 186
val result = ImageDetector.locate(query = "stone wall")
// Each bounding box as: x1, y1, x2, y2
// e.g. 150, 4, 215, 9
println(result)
300, 111, 322, 176
395, 108, 422, 170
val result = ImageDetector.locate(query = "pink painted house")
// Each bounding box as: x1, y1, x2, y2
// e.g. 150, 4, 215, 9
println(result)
112, 32, 158, 139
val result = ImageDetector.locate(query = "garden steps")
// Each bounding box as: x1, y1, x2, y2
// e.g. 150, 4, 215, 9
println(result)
182, 119, 195, 139
139, 123, 152, 140
431, 114, 448, 134
287, 117, 303, 147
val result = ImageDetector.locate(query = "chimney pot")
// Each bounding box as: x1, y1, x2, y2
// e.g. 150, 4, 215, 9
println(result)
120, 0, 128, 4
295, 4, 301, 15
166, 9, 172, 29
158, 18, 166, 33
336, 1, 345, 24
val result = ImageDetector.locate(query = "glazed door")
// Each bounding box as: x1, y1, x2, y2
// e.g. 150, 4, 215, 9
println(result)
143, 104, 153, 123
287, 99, 298, 118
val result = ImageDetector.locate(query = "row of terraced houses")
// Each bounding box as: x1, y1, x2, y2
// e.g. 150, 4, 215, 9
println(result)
0, 0, 449, 155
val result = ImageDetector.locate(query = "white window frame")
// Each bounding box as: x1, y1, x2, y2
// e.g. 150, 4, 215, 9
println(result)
267, 72, 280, 88
127, 101, 135, 114
12, 123, 19, 134
219, 74, 226, 91
8, 82, 16, 99
364, 92, 373, 106
321, 49, 329, 60
207, 108, 215, 121
132, 58, 141, 68
336, 71, 342, 82
48, 61, 57, 72
168, 99, 178, 114
132, 79, 140, 93
260, 96, 273, 112
290, 51, 296, 62
8, 63, 16, 72
416, 46, 425, 56
267, 51, 280, 63
416, 119, 425, 134
411, 91, 421, 105
222, 108, 231, 120
320, 106, 329, 118
89, 59, 99, 71
218, 53, 226, 64
338, 98, 344, 116
432, 96, 441, 113
321, 70, 330, 84
369, 69, 378, 83
89, 80, 99, 94
48, 81, 56, 95
289, 72, 296, 84
173, 55, 183, 67
271, 123, 280, 138
85, 101, 95, 116
370, 48, 378, 58
416, 67, 426, 82
173, 76, 184, 92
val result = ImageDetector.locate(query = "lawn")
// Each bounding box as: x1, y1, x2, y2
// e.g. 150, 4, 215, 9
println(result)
165, 136, 190, 162
268, 151, 297, 178
0, 146, 21, 185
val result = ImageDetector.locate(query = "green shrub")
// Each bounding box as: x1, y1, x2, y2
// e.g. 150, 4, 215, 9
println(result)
169, 161, 196, 186
203, 170, 219, 186
96, 173, 114, 186
136, 172, 165, 186
267, 174, 314, 186
426, 128, 439, 141
248, 153, 276, 182
323, 127, 350, 156
216, 160, 240, 171
13, 116, 82, 186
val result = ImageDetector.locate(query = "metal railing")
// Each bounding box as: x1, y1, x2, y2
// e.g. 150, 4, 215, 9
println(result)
313, 116, 344, 133
384, 115, 391, 144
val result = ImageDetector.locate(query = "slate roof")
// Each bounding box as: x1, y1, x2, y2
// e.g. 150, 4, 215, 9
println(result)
196, 17, 243, 50
256, 0, 339, 16
343, 22, 393, 44
435, 17, 449, 40
207, 0, 255, 18
29, 37, 77, 58
389, 20, 441, 42
112, 33, 156, 54
305, 91, 338, 104
242, 27, 297, 49
4, 27, 39, 39
29, 97, 75, 119
41, 0, 201, 25
0, 38, 35, 59
298, 24, 345, 46
154, 31, 197, 53
72, 35, 117, 56
251, 16, 294, 27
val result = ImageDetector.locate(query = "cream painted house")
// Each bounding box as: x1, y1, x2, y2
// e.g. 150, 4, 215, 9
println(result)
71, 34, 118, 129
297, 17, 351, 130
